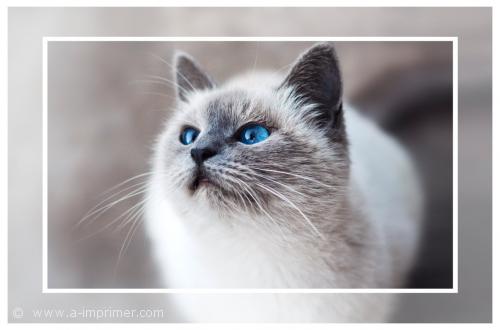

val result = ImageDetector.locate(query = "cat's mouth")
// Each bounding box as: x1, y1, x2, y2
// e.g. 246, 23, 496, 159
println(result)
189, 170, 215, 193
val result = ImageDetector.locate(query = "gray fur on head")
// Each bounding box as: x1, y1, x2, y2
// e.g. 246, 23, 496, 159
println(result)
159, 43, 350, 240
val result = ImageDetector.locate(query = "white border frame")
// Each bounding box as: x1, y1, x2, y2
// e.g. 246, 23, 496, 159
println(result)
42, 36, 458, 294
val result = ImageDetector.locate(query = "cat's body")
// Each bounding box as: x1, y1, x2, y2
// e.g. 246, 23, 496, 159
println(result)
144, 44, 422, 322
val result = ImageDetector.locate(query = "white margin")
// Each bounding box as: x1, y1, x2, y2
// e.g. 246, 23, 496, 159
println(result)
452, 37, 459, 292
42, 36, 459, 294
42, 35, 48, 297
1, 3, 8, 327
4, 0, 497, 6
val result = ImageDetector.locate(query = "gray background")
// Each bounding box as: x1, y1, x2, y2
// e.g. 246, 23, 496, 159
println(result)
8, 7, 491, 322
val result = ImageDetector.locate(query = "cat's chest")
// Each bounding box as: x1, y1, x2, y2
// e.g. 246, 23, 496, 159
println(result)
145, 197, 325, 288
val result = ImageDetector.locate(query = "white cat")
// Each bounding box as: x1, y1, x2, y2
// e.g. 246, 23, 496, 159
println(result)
144, 43, 422, 322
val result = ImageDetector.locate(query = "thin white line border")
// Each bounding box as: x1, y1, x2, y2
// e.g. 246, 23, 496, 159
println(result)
42, 36, 458, 294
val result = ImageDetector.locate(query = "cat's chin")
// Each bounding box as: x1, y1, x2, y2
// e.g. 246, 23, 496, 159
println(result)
185, 172, 241, 214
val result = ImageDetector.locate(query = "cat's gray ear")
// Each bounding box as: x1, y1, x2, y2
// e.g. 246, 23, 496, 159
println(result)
281, 43, 343, 130
174, 51, 215, 102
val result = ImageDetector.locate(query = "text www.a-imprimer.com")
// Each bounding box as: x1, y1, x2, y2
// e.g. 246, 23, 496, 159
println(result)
19, 307, 165, 320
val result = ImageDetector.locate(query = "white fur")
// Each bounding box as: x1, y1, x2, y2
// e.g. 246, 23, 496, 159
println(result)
144, 72, 422, 322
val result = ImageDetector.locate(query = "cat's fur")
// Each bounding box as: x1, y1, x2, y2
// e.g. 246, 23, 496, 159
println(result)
144, 43, 422, 322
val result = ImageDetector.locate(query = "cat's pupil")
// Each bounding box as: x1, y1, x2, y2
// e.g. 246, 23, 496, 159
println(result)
248, 132, 256, 142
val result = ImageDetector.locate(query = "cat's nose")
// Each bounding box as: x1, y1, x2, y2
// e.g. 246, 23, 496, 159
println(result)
191, 147, 217, 166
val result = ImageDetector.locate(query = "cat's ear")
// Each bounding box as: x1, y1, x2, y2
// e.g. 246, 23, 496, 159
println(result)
281, 43, 343, 130
174, 51, 216, 102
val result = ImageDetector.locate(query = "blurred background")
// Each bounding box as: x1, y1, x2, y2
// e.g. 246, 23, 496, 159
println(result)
47, 41, 453, 290
8, 7, 491, 323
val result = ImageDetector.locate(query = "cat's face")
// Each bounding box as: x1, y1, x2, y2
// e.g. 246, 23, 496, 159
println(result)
154, 43, 349, 234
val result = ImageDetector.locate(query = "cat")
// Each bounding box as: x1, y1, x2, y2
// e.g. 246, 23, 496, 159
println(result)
144, 43, 423, 322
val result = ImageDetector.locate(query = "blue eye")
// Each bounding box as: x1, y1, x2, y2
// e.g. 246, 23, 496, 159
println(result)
180, 127, 199, 145
239, 124, 270, 145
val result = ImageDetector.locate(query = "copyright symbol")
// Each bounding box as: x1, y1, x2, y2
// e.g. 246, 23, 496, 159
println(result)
12, 307, 24, 319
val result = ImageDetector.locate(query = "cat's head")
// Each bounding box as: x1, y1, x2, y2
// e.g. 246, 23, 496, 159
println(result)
154, 43, 350, 235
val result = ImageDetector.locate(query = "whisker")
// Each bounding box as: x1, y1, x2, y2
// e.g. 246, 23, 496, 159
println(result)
275, 60, 296, 75
140, 74, 191, 96
220, 166, 308, 230
240, 168, 309, 198
77, 186, 149, 228
113, 205, 146, 278
253, 181, 325, 240
217, 171, 290, 242
75, 198, 147, 243
128, 79, 173, 88
136, 91, 175, 101
76, 171, 171, 230
237, 180, 293, 245
251, 43, 260, 74
249, 166, 335, 190
97, 171, 156, 198
75, 181, 149, 229
123, 211, 145, 253
114, 197, 149, 232
147, 52, 198, 93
